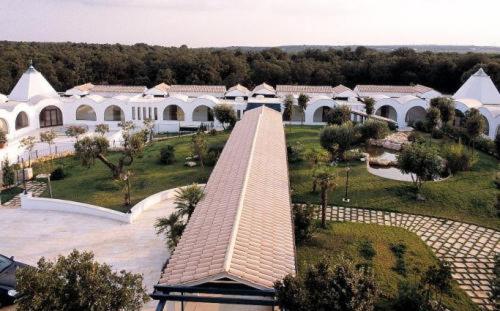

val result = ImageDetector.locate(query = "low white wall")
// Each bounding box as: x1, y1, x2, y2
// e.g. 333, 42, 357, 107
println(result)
20, 185, 202, 224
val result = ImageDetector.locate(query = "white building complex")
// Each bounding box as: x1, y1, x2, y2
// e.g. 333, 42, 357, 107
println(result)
0, 65, 499, 162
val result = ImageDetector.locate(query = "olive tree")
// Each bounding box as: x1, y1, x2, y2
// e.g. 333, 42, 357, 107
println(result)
74, 122, 144, 179
191, 131, 208, 168
65, 125, 87, 142
320, 122, 359, 161
364, 97, 375, 115
464, 108, 485, 150
425, 107, 441, 131
19, 135, 36, 167
213, 103, 237, 130
16, 249, 149, 311
326, 105, 351, 125
397, 143, 442, 194
430, 97, 455, 126
95, 123, 110, 136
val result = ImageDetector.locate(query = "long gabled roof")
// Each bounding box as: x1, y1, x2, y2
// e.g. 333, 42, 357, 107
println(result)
9, 65, 58, 102
453, 68, 500, 105
159, 106, 295, 290
169, 85, 227, 94
355, 84, 435, 94
276, 85, 334, 94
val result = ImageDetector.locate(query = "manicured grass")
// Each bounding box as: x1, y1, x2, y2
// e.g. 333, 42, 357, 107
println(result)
0, 186, 23, 204
34, 132, 229, 212
287, 126, 500, 229
297, 222, 479, 310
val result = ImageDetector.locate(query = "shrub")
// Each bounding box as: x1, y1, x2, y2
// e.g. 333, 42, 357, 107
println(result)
360, 119, 390, 140
204, 143, 225, 166
397, 143, 443, 193
213, 104, 237, 130
407, 132, 424, 143
159, 145, 175, 165
325, 105, 351, 125
292, 204, 315, 244
431, 128, 444, 139
388, 122, 398, 131
287, 141, 304, 163
359, 240, 376, 260
0, 130, 6, 145
2, 159, 15, 187
320, 122, 359, 161
392, 281, 431, 311
473, 136, 495, 155
425, 107, 441, 131
413, 120, 425, 132
442, 143, 478, 173
390, 243, 407, 276
50, 167, 65, 180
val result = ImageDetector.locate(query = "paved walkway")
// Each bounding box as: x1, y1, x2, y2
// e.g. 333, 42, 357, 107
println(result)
1, 181, 47, 208
299, 204, 499, 310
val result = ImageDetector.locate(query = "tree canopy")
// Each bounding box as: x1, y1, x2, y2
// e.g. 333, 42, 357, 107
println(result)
1, 42, 499, 95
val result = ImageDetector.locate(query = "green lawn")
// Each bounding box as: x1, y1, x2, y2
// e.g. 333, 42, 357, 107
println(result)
287, 126, 500, 229
297, 222, 479, 310
34, 132, 229, 211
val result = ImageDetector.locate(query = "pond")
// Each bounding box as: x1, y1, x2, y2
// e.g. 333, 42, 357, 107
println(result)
363, 146, 415, 182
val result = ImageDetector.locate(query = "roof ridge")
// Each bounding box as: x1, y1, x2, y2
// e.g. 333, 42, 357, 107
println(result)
222, 107, 264, 273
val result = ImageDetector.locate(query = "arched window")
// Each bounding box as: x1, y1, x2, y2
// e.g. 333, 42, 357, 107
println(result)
39, 106, 63, 128
15, 111, 29, 130
0, 118, 9, 133
104, 105, 125, 121
163, 105, 185, 121
76, 105, 97, 121
192, 105, 214, 122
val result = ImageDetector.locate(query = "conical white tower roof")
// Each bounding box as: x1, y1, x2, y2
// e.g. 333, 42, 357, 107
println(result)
453, 68, 500, 105
8, 64, 58, 102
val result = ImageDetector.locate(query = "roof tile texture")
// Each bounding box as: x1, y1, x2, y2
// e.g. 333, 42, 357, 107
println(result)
159, 107, 295, 289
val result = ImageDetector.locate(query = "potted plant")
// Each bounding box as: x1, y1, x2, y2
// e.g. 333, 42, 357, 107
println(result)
0, 131, 7, 149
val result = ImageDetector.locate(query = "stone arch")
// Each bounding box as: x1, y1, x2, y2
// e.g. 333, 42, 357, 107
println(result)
313, 106, 331, 123
375, 105, 398, 122
163, 105, 185, 121
405, 106, 426, 125
0, 118, 9, 134
15, 111, 29, 130
76, 105, 97, 121
104, 105, 125, 121
192, 105, 214, 122
39, 105, 63, 128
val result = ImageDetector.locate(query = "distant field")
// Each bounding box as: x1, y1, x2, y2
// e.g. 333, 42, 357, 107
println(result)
297, 222, 479, 310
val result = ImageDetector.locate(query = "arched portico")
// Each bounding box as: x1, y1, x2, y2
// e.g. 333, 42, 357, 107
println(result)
163, 105, 185, 121
0, 118, 9, 134
104, 105, 125, 121
313, 106, 331, 123
39, 105, 63, 128
375, 105, 397, 122
76, 105, 97, 121
192, 105, 214, 122
405, 106, 426, 125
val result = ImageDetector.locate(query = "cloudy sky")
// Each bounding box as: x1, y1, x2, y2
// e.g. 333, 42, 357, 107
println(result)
1, 0, 499, 47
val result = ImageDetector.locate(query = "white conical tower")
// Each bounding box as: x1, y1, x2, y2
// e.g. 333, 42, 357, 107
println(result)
8, 61, 58, 102
453, 68, 500, 105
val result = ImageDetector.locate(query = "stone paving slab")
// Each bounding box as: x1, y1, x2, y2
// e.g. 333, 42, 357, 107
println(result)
303, 204, 499, 310
1, 181, 47, 208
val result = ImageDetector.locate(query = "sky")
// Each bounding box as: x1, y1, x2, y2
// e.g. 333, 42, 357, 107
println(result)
0, 0, 499, 47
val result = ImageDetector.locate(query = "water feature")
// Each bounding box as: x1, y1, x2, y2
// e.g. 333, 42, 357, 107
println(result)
363, 146, 415, 182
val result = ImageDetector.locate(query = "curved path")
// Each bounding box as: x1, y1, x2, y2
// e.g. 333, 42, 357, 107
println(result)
299, 204, 499, 310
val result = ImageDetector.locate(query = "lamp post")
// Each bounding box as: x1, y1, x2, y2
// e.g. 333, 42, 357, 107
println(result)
21, 158, 27, 194
342, 167, 351, 203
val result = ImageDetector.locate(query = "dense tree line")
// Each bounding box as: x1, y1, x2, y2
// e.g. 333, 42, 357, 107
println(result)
0, 41, 499, 94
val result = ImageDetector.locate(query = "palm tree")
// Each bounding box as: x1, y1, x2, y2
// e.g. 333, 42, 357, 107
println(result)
155, 213, 186, 250
297, 93, 310, 125
283, 94, 294, 122
313, 168, 336, 228
174, 183, 205, 219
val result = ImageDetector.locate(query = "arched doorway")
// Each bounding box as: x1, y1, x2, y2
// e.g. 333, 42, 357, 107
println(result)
163, 105, 185, 121
76, 105, 97, 121
192, 105, 214, 122
104, 105, 125, 121
313, 106, 331, 123
405, 106, 426, 125
376, 105, 397, 122
0, 118, 9, 133
40, 105, 63, 128
15, 112, 29, 130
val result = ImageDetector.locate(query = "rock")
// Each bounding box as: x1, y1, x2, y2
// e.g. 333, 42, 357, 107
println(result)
416, 193, 426, 201
184, 161, 197, 167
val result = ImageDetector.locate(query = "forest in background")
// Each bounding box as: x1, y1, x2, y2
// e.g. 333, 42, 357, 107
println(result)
0, 41, 499, 95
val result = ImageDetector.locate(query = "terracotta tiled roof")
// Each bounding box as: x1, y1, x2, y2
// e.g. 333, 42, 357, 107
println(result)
253, 83, 276, 94
169, 85, 227, 93
75, 83, 95, 92
332, 84, 353, 94
227, 83, 250, 94
91, 85, 147, 93
153, 83, 171, 92
355, 84, 435, 94
276, 85, 334, 94
159, 106, 295, 290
